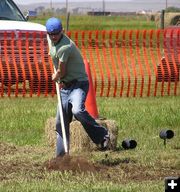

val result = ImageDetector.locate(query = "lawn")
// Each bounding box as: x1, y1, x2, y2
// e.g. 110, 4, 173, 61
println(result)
0, 96, 179, 191
0, 13, 179, 192
30, 14, 157, 31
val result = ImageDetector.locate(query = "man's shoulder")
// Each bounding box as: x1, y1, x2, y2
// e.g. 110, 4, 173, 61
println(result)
61, 34, 72, 44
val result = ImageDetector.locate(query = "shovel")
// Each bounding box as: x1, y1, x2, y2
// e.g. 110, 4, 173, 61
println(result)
54, 67, 68, 154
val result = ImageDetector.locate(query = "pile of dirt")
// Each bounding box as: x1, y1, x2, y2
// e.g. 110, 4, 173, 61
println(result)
1, 141, 179, 184
44, 155, 101, 173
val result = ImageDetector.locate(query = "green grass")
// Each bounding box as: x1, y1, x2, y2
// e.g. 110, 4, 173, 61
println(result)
98, 97, 180, 148
30, 15, 157, 30
0, 96, 179, 148
0, 97, 56, 145
0, 14, 179, 192
0, 178, 163, 192
0, 96, 179, 191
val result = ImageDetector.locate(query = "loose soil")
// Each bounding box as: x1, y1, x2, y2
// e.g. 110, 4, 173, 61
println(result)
44, 155, 101, 173
0, 142, 179, 184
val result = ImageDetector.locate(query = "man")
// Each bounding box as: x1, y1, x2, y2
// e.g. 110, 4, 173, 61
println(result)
46, 17, 110, 157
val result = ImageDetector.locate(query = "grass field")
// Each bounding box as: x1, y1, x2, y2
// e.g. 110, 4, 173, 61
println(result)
0, 14, 180, 192
31, 14, 157, 30
0, 96, 180, 192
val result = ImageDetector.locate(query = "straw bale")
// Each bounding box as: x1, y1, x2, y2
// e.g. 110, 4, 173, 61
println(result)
155, 12, 180, 28
44, 117, 56, 147
44, 117, 118, 153
165, 12, 180, 26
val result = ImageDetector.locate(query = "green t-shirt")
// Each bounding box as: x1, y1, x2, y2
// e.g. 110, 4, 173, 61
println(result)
48, 34, 88, 83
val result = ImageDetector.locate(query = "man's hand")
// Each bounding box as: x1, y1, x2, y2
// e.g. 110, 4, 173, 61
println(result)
52, 61, 66, 82
52, 69, 61, 82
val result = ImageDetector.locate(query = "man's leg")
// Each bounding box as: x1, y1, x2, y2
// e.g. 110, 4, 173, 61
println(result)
55, 88, 72, 156
69, 81, 109, 146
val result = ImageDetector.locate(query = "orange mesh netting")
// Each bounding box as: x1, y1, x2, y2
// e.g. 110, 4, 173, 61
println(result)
0, 29, 179, 97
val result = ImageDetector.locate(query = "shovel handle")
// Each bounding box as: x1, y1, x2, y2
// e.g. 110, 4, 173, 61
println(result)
54, 67, 68, 153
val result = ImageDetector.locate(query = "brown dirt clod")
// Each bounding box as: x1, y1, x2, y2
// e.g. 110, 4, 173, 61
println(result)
44, 155, 100, 173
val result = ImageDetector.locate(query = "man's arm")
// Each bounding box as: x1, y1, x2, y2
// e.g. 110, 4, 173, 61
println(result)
52, 61, 66, 82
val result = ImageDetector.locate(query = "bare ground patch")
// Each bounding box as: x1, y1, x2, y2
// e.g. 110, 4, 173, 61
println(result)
0, 142, 179, 184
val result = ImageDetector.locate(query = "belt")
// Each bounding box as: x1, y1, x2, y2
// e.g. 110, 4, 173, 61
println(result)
60, 79, 77, 89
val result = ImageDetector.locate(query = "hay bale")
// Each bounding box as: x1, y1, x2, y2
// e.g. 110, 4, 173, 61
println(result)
154, 12, 180, 28
97, 119, 118, 150
170, 15, 180, 26
44, 117, 118, 153
70, 120, 95, 152
44, 117, 56, 148
165, 12, 180, 27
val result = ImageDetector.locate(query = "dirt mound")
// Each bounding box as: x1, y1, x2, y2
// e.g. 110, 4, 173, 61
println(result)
44, 155, 101, 173
1, 141, 179, 184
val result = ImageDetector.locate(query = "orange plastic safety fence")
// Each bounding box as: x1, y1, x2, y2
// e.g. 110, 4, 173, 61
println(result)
0, 30, 55, 97
0, 29, 179, 97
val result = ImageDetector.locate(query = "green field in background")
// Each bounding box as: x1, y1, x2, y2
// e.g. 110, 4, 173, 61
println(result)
0, 96, 179, 191
31, 15, 157, 31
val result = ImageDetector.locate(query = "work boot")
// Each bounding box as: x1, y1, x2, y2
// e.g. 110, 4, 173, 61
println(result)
100, 133, 110, 151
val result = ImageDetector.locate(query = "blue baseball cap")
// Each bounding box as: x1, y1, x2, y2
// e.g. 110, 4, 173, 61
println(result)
46, 17, 62, 33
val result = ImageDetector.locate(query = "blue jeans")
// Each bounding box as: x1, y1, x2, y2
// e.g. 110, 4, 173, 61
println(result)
55, 80, 108, 156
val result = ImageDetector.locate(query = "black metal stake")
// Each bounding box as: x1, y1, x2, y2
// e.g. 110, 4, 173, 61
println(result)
164, 138, 166, 148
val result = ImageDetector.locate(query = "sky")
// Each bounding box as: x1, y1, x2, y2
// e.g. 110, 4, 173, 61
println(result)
14, 0, 180, 12
14, 0, 134, 5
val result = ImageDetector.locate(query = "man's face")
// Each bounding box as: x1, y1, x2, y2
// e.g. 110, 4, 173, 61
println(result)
48, 31, 62, 44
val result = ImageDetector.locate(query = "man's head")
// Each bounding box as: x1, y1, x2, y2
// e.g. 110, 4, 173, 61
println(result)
46, 17, 63, 44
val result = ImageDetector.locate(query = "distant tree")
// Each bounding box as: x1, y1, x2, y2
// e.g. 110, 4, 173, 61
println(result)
56, 8, 66, 14
166, 6, 180, 12
59, 7, 66, 14
72, 8, 79, 14
35, 6, 45, 13
46, 8, 55, 13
